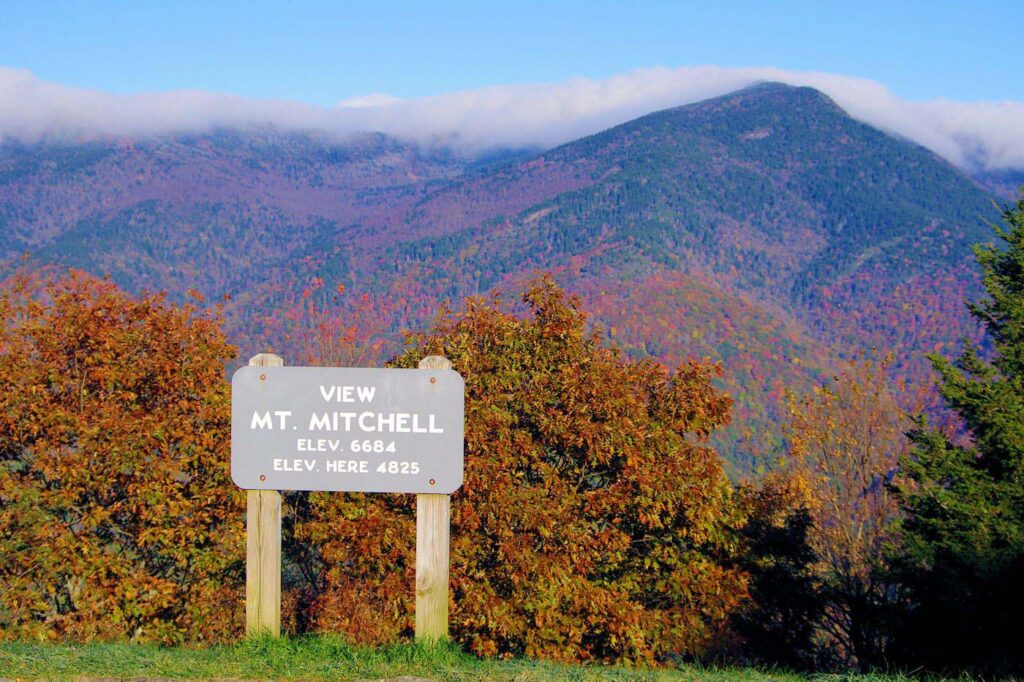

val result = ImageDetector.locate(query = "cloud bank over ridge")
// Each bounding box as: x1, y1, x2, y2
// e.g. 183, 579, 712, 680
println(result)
2, 65, 1023, 171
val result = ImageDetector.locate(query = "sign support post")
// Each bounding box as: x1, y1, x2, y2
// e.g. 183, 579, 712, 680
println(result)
415, 355, 453, 641
245, 352, 283, 637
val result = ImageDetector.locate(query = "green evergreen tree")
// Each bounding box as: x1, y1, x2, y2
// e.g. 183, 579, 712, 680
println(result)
890, 191, 1024, 675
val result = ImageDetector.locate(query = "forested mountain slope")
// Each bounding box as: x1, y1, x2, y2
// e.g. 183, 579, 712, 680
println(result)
0, 82, 1002, 468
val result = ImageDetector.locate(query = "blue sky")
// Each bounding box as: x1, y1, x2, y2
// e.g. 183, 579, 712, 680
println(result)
1, 0, 1020, 105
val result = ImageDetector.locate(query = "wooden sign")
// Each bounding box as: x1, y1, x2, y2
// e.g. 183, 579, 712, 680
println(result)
231, 365, 464, 493
233, 354, 461, 641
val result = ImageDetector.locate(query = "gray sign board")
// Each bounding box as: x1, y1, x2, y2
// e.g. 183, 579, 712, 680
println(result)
231, 366, 464, 493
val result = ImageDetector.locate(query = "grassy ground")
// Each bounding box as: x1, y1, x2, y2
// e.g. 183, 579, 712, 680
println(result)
0, 636, 932, 681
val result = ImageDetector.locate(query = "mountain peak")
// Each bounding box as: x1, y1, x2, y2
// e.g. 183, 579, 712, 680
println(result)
678, 80, 846, 118
549, 80, 858, 163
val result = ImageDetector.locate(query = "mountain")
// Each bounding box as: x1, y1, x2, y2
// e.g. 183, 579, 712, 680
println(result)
972, 168, 1024, 200
0, 83, 1004, 470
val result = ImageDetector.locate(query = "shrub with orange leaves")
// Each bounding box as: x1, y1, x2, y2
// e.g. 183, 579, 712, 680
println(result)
294, 277, 748, 664
0, 270, 244, 643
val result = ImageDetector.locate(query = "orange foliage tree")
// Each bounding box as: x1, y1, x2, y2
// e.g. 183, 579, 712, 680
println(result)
782, 354, 907, 669
0, 270, 243, 643
293, 277, 748, 664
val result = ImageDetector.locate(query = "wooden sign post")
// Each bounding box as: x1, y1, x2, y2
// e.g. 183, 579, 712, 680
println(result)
235, 353, 461, 641
245, 353, 283, 637
416, 355, 453, 641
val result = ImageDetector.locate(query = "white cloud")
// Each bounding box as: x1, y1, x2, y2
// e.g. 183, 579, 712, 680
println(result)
336, 92, 405, 108
2, 64, 1023, 171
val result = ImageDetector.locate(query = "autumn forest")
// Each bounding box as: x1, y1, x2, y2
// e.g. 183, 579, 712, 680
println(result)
2, 83, 1024, 677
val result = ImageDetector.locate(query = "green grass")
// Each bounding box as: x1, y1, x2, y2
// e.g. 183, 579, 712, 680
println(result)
0, 636, 935, 681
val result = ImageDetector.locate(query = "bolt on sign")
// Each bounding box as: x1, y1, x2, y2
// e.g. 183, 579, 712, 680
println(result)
231, 366, 465, 493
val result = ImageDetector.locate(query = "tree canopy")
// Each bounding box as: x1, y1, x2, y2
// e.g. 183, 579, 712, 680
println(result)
0, 270, 243, 643
294, 277, 748, 664
890, 192, 1024, 675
